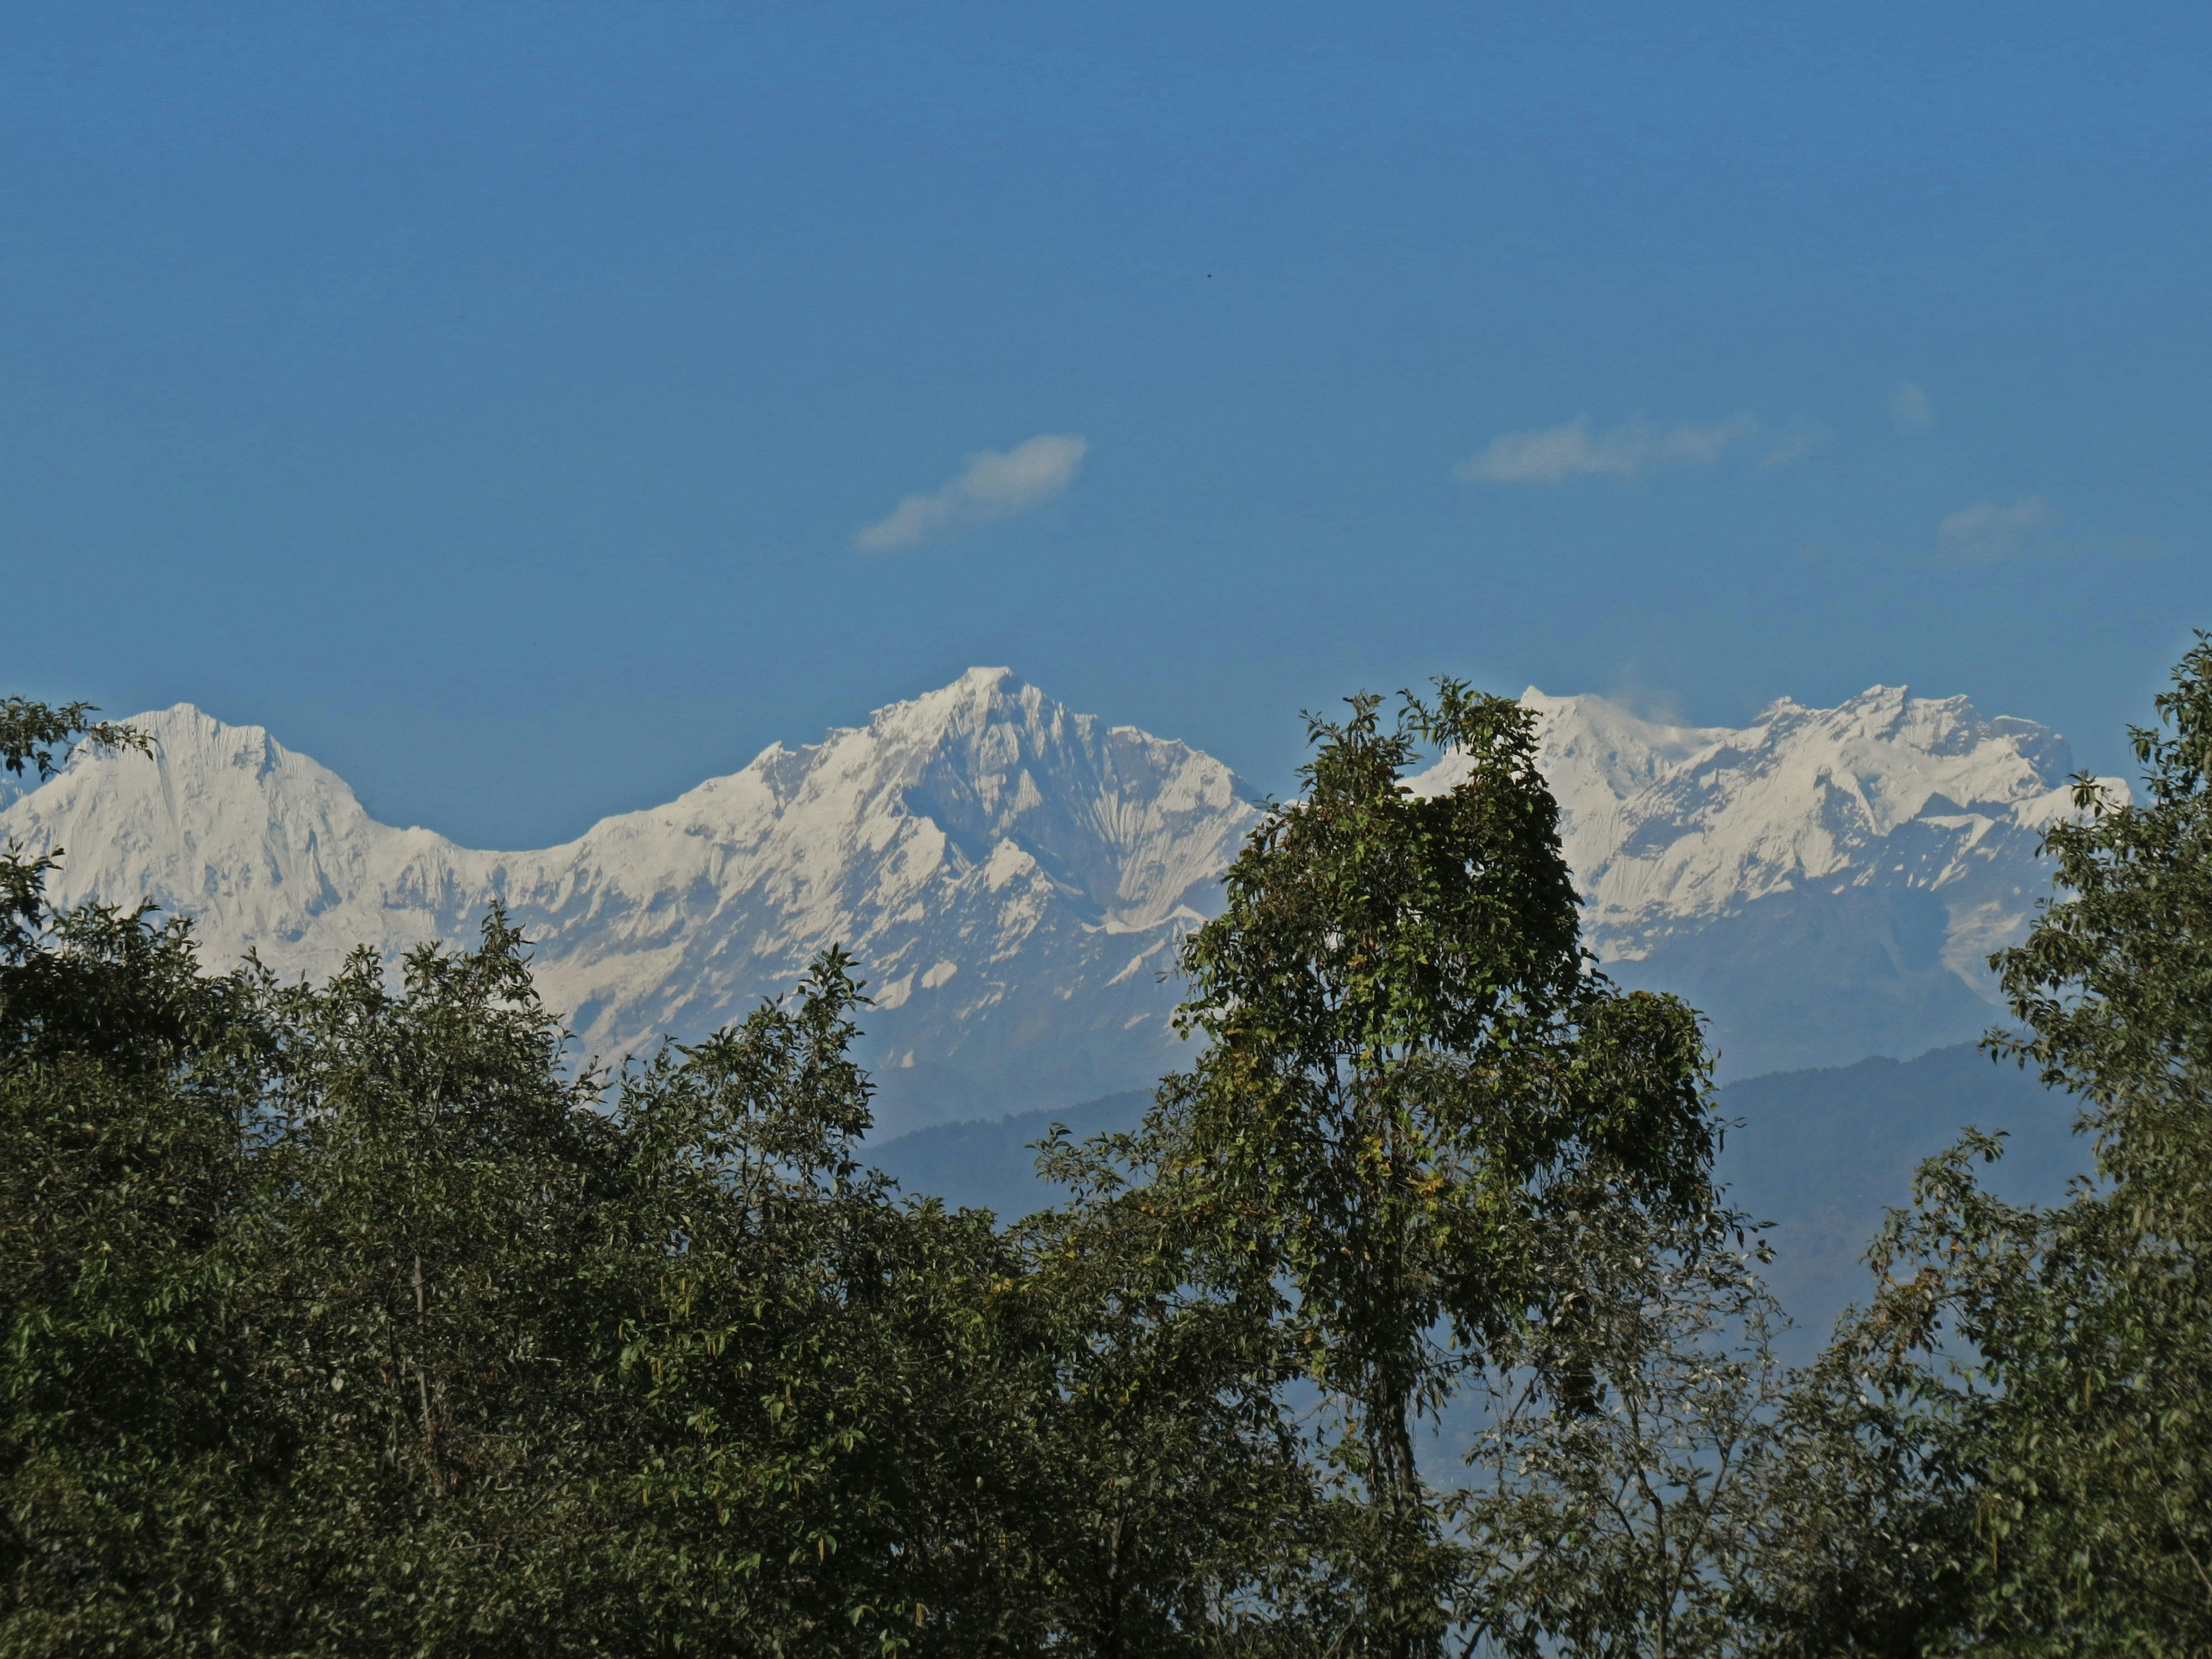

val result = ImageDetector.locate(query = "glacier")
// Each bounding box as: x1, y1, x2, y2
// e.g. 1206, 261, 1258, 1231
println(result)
0, 669, 2118, 1123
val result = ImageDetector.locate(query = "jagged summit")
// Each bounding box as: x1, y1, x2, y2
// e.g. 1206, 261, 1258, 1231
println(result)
1427, 682, 2116, 1074
3, 675, 1259, 1131
1509, 683, 2083, 923
2, 671, 2113, 1109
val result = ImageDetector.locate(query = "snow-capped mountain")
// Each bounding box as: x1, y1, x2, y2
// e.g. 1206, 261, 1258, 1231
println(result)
0, 670, 2114, 1115
0, 670, 1257, 1132
1452, 685, 2113, 1075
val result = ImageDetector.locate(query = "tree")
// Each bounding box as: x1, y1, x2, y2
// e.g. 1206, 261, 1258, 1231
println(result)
596, 947, 1056, 1655
1733, 1141, 1994, 1659
0, 698, 146, 784
230, 917, 630, 1654
0, 704, 274, 1655
1457, 1196, 1785, 1659
1019, 1122, 1347, 1656
0, 685, 1062, 1655
0, 682, 1759, 1656
1758, 635, 2212, 1655
1153, 683, 1718, 1656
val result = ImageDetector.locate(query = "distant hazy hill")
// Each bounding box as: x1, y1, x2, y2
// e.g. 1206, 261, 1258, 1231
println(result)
1, 671, 2112, 1130
871, 1043, 2091, 1350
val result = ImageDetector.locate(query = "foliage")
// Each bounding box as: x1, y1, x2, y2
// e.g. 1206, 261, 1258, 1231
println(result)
1728, 1252, 1978, 1658
0, 698, 147, 783
0, 698, 1353, 1654
0, 892, 1083, 1655
594, 950, 1054, 1654
35, 649, 2212, 1658
1747, 636, 2212, 1657
1153, 681, 1720, 1655
1020, 1126, 1347, 1656
0, 895, 275, 1655
1457, 1197, 1784, 1659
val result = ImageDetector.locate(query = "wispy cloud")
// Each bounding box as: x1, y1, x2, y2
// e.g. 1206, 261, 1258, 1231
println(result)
1938, 495, 2054, 563
1891, 381, 1933, 431
855, 434, 1089, 552
1760, 429, 1823, 468
1457, 414, 1758, 485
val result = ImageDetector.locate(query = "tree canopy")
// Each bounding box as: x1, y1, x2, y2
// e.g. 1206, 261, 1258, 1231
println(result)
1152, 683, 1717, 1656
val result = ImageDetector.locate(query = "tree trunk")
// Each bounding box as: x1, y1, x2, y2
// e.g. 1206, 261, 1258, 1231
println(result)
1363, 1381, 1440, 1659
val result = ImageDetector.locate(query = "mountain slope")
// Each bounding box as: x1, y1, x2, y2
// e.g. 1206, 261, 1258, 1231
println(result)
1, 672, 2111, 1120
870, 1045, 2090, 1354
1, 671, 1257, 1132
1418, 685, 2112, 1075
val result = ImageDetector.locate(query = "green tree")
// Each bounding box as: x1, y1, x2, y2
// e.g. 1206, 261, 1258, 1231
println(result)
1733, 1141, 1992, 1659
1965, 637, 2212, 1647
1, 703, 276, 1656
596, 948, 1056, 1655
0, 690, 1058, 1654
1758, 635, 2212, 1656
1019, 1122, 1348, 1656
1457, 1196, 1785, 1659
1154, 683, 1718, 1656
0, 698, 146, 784
0, 683, 1766, 1657
230, 918, 632, 1654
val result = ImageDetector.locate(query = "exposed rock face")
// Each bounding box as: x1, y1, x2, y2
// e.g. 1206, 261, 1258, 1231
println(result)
2, 671, 2115, 1117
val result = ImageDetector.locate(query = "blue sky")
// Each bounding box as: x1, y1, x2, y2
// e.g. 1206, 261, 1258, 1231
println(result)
5, 3, 2207, 844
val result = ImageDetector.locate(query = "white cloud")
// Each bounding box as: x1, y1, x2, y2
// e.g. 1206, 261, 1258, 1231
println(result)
1760, 430, 1823, 468
1891, 381, 1934, 431
1938, 495, 2054, 563
1456, 414, 1758, 485
855, 433, 1089, 552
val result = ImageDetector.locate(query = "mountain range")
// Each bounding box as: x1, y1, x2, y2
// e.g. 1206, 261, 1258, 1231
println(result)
0, 669, 2115, 1130
1503, 684, 2105, 1075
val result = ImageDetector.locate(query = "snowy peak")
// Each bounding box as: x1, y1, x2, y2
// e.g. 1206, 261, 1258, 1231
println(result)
1521, 688, 1732, 805
590, 669, 1253, 931
9, 703, 462, 945
880, 672, 1252, 930
1515, 683, 2089, 931
2, 671, 2114, 1103
2, 674, 1262, 1132
1493, 684, 2117, 1075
